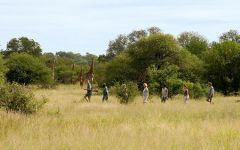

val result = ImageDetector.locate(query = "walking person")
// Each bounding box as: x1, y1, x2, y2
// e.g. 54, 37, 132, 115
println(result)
183, 85, 189, 103
161, 85, 168, 103
102, 83, 109, 102
143, 83, 149, 104
207, 82, 214, 104
120, 84, 128, 104
84, 79, 92, 102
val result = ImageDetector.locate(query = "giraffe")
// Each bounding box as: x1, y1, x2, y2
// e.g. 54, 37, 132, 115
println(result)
79, 59, 94, 87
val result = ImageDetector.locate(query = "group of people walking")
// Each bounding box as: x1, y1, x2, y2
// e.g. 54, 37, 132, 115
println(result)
83, 79, 215, 104
142, 82, 215, 104
83, 79, 109, 102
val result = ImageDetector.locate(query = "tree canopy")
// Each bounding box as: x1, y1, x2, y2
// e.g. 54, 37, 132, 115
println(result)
203, 41, 240, 94
4, 37, 42, 57
1, 28, 240, 96
6, 53, 52, 85
178, 32, 208, 56
0, 54, 6, 84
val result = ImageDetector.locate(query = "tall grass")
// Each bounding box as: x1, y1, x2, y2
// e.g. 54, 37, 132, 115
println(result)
0, 84, 240, 150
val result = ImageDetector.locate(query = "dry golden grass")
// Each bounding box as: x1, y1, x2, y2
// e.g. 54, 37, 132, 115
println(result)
0, 84, 240, 150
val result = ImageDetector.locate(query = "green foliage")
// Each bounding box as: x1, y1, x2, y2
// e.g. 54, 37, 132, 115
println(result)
98, 28, 240, 97
6, 53, 53, 86
0, 54, 6, 84
104, 52, 135, 85
220, 30, 240, 43
4, 37, 42, 57
107, 35, 128, 58
95, 62, 108, 86
40, 52, 56, 68
166, 79, 206, 99
166, 78, 184, 97
127, 33, 181, 83
2, 29, 240, 97
178, 49, 205, 82
146, 65, 179, 94
178, 32, 208, 56
106, 27, 161, 59
203, 41, 240, 94
40, 52, 97, 85
56, 65, 76, 84
111, 82, 139, 103
0, 83, 47, 114
191, 83, 207, 99
56, 51, 98, 65
101, 32, 209, 98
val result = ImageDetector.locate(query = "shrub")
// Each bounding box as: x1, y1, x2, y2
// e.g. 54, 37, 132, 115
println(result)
56, 65, 76, 84
167, 79, 207, 99
6, 53, 53, 86
146, 65, 179, 95
167, 78, 184, 97
191, 83, 207, 99
0, 54, 6, 84
111, 81, 139, 103
0, 83, 47, 114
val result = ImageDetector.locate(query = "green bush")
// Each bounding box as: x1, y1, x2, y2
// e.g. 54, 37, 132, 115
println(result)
6, 53, 53, 86
0, 83, 47, 114
56, 65, 77, 84
148, 82, 160, 95
0, 54, 7, 84
167, 79, 206, 99
166, 78, 184, 97
111, 81, 139, 103
191, 83, 207, 99
146, 65, 179, 95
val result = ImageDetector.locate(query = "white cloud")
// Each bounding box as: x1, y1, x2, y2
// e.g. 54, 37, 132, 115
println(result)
0, 0, 240, 54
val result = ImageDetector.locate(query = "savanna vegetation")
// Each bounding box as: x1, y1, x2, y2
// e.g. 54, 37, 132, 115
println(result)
0, 27, 240, 149
1, 28, 240, 96
0, 85, 239, 150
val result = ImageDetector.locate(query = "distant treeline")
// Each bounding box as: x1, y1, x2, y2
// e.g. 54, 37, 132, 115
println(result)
1, 27, 240, 97
0, 37, 98, 86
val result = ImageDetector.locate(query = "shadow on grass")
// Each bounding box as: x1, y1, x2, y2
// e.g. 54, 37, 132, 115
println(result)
235, 100, 240, 103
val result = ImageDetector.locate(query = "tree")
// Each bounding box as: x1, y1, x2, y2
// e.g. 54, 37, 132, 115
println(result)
178, 32, 208, 56
55, 65, 76, 84
204, 41, 240, 94
178, 49, 205, 82
106, 34, 128, 58
4, 37, 42, 57
146, 64, 179, 94
127, 30, 147, 44
98, 54, 110, 63
40, 51, 97, 84
104, 33, 181, 86
106, 27, 162, 59
6, 53, 53, 85
40, 53, 56, 81
147, 27, 162, 35
0, 54, 6, 84
219, 30, 240, 43
104, 52, 135, 85
128, 33, 181, 83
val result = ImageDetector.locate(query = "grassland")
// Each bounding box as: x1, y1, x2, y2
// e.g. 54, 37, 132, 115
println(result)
0, 84, 240, 150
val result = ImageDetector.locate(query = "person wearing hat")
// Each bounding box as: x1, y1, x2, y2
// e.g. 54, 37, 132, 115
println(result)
102, 83, 109, 102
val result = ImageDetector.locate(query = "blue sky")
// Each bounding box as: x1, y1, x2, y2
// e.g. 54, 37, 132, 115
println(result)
0, 0, 239, 55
